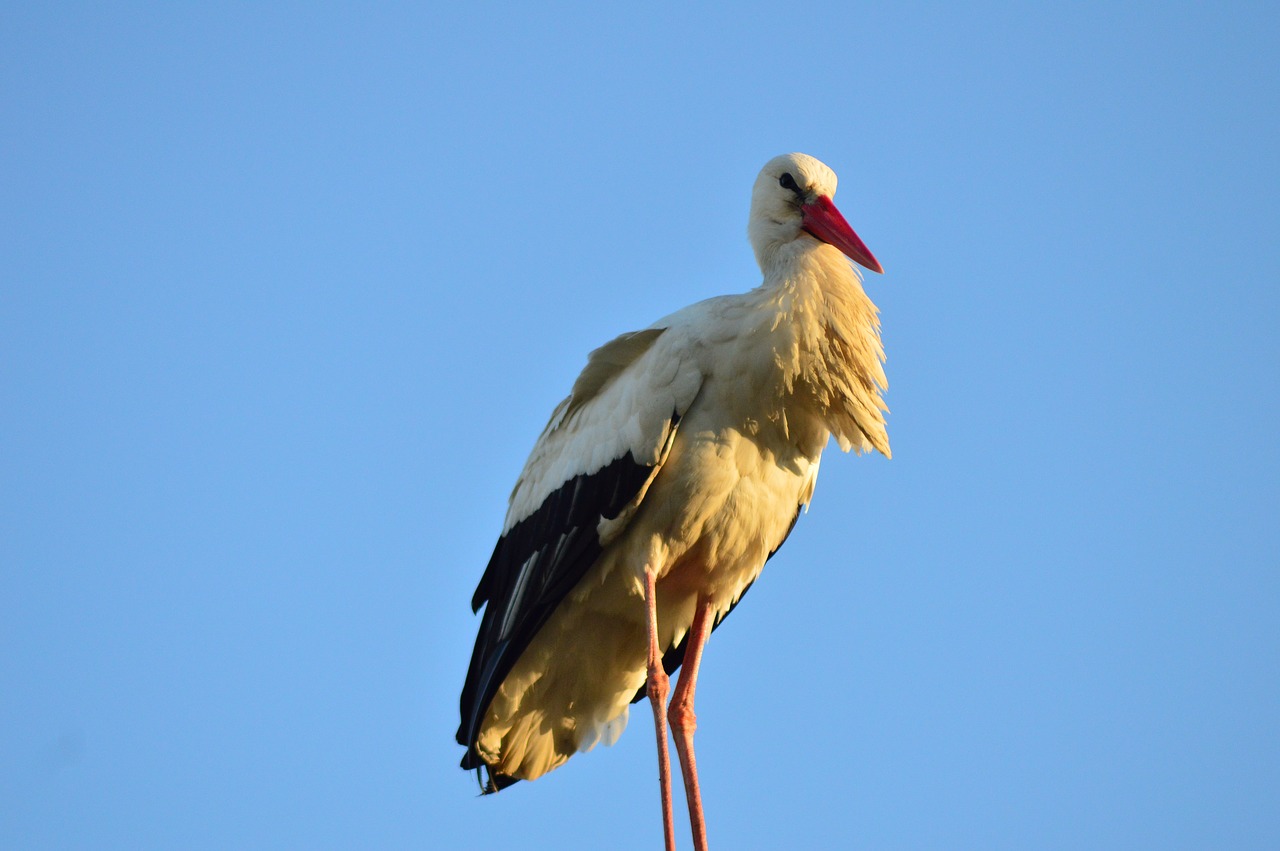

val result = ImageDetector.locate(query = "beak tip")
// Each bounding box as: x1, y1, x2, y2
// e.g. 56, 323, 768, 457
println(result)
858, 255, 885, 275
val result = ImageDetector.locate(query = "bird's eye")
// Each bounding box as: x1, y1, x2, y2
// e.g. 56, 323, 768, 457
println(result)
779, 173, 799, 193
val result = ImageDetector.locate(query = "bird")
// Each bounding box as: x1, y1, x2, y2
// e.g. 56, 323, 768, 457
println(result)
457, 152, 890, 851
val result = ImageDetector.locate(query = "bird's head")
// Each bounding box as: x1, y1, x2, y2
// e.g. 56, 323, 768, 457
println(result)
748, 153, 882, 275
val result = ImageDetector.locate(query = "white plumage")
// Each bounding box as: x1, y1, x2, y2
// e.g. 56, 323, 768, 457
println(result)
458, 153, 890, 848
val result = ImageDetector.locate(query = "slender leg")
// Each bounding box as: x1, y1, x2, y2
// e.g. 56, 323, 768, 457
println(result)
644, 567, 677, 851
668, 596, 714, 851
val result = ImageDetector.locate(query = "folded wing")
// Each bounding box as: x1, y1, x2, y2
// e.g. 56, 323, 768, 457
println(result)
457, 326, 703, 783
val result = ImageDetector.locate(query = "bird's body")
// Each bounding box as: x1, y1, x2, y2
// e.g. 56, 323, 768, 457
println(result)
458, 153, 890, 847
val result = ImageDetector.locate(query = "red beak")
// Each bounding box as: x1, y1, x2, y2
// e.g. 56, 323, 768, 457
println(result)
801, 195, 883, 274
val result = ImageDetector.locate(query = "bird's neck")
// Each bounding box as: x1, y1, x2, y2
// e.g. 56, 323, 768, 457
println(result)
757, 243, 891, 457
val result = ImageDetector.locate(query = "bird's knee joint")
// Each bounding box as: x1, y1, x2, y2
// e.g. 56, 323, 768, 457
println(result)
646, 668, 670, 703
667, 701, 696, 734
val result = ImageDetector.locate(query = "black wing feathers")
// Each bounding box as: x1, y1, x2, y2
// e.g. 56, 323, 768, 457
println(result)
456, 438, 669, 777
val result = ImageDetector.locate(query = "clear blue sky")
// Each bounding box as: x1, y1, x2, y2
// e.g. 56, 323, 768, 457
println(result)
3, 3, 1277, 849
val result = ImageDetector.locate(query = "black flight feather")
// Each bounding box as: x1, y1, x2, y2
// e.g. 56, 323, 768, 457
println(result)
457, 414, 682, 792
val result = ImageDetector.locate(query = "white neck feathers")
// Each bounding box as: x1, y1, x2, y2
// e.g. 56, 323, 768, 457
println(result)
762, 243, 891, 457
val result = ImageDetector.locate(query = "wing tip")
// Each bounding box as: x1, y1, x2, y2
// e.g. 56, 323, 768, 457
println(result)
460, 750, 521, 795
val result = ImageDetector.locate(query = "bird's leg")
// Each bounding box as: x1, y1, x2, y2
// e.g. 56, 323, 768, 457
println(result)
644, 566, 678, 851
668, 596, 714, 851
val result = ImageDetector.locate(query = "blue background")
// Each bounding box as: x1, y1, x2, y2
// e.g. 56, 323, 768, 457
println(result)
3, 3, 1277, 848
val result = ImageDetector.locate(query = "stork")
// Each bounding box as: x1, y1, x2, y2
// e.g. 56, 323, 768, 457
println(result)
457, 153, 889, 850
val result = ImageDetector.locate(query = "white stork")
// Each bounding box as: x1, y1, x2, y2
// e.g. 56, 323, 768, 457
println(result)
457, 153, 889, 850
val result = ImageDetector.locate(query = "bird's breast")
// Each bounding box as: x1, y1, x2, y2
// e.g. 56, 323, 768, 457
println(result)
626, 390, 824, 617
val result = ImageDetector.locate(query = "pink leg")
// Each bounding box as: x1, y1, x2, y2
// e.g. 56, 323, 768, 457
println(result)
644, 567, 677, 851
668, 596, 714, 851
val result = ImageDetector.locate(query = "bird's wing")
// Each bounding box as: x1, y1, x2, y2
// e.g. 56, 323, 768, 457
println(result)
457, 325, 703, 772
